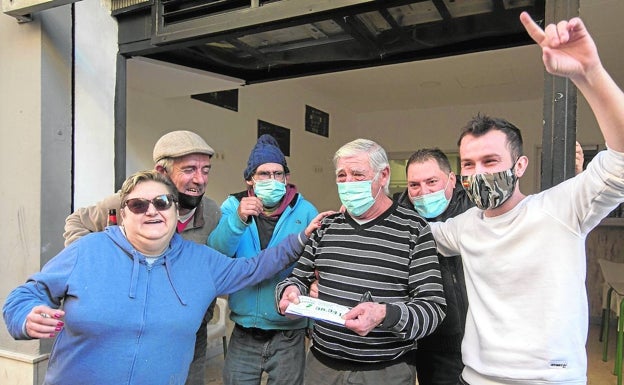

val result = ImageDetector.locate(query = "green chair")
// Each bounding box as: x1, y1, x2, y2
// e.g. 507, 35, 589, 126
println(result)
599, 258, 624, 385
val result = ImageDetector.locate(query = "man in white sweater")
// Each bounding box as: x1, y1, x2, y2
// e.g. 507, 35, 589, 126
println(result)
430, 12, 624, 385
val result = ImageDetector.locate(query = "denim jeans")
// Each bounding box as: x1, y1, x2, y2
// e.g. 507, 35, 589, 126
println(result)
223, 326, 306, 385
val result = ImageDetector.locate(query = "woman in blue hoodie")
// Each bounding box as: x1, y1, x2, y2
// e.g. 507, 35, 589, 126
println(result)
3, 170, 328, 385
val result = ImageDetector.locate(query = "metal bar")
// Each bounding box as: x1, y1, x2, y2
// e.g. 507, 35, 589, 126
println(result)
114, 54, 127, 191
2, 0, 80, 21
153, 0, 377, 45
604, 288, 613, 362
617, 299, 623, 384
540, 0, 579, 191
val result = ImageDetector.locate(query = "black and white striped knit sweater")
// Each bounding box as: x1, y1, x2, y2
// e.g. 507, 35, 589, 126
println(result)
276, 201, 446, 366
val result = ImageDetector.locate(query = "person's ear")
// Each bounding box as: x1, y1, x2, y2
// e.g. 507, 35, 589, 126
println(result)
379, 166, 390, 183
514, 155, 529, 178
449, 171, 456, 186
155, 165, 167, 175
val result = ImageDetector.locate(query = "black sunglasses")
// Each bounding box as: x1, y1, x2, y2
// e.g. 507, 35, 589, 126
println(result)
122, 194, 177, 214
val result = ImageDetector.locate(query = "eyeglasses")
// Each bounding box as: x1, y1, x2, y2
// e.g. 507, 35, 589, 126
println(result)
254, 171, 286, 181
122, 194, 177, 214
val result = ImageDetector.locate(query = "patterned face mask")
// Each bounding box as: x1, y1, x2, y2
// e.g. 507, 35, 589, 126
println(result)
460, 164, 517, 210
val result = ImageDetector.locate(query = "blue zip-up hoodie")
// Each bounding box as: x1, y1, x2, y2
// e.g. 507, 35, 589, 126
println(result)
208, 191, 317, 329
3, 226, 306, 385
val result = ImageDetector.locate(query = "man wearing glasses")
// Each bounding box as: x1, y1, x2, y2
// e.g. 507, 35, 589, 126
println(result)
208, 134, 318, 385
63, 130, 221, 385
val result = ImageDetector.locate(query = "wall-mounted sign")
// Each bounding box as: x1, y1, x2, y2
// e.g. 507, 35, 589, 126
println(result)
258, 120, 290, 157
191, 89, 239, 111
305, 105, 329, 138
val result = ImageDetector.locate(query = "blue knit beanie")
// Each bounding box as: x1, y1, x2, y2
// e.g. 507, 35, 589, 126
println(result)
244, 134, 287, 180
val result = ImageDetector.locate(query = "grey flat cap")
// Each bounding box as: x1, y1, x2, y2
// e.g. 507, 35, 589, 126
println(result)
153, 130, 215, 162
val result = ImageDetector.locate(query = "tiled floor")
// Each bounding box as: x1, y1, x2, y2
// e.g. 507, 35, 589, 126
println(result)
206, 322, 621, 385
588, 321, 621, 385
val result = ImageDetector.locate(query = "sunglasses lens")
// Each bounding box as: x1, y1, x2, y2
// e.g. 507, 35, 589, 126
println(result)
126, 199, 150, 214
153, 195, 172, 210
124, 195, 174, 214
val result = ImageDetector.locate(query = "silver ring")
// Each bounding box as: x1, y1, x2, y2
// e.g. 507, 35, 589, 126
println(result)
40, 313, 50, 318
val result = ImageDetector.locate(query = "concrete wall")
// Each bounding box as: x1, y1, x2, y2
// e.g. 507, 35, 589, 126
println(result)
0, 12, 46, 385
126, 80, 357, 212
73, 1, 118, 208
125, 84, 603, 209
0, 5, 72, 384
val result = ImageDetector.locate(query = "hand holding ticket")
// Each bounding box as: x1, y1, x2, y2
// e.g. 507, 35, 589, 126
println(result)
285, 296, 351, 325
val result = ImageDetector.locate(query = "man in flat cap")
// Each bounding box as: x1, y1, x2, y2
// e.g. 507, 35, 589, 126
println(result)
208, 134, 318, 385
63, 130, 221, 385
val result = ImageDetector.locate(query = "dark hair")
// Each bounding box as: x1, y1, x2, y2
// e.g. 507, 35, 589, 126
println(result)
406, 148, 452, 174
458, 113, 523, 160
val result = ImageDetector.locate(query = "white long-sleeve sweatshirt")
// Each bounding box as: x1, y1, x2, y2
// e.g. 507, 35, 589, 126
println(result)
431, 147, 624, 385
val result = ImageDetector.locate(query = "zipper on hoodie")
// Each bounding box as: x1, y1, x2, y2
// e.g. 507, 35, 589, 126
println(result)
128, 261, 153, 383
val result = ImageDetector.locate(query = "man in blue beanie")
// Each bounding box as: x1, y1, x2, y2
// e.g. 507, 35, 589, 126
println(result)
208, 134, 318, 385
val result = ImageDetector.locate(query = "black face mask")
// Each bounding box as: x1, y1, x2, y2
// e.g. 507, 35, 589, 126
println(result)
177, 192, 203, 210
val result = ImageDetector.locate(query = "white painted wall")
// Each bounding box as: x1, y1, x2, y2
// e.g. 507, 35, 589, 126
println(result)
126, 86, 605, 211
126, 78, 358, 211
0, 9, 44, 354
73, 0, 118, 208
355, 99, 568, 195
1, 6, 74, 384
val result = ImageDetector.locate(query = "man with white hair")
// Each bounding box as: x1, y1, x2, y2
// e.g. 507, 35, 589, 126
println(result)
277, 138, 446, 385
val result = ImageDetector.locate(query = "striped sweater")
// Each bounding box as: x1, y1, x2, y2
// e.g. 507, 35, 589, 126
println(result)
276, 201, 446, 365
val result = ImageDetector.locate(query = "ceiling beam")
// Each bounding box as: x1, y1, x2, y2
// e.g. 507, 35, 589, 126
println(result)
2, 0, 80, 22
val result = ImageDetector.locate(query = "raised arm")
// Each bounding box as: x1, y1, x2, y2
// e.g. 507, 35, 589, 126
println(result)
521, 11, 624, 152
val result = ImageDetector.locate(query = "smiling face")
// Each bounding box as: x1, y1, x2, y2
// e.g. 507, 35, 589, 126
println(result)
406, 158, 455, 200
164, 153, 211, 197
120, 180, 178, 255
459, 129, 529, 215
459, 130, 516, 176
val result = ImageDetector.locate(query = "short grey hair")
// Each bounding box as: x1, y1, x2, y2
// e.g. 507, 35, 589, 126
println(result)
155, 158, 175, 173
333, 138, 390, 195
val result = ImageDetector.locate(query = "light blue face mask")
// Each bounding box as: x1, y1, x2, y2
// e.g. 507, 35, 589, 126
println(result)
411, 189, 450, 218
410, 176, 452, 219
337, 180, 377, 217
253, 179, 286, 207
